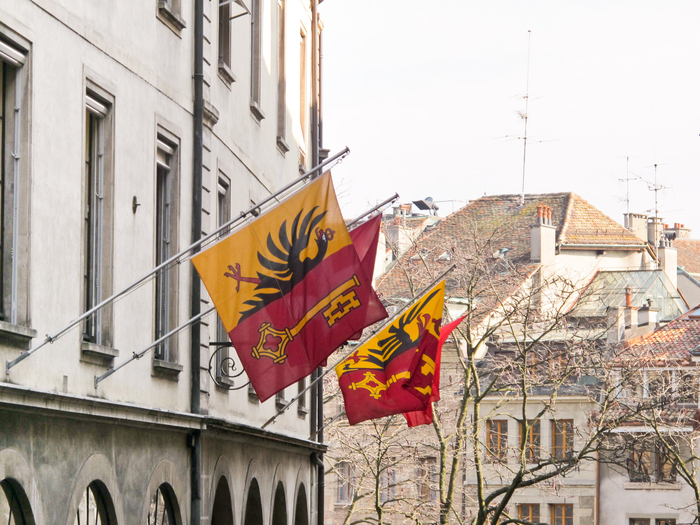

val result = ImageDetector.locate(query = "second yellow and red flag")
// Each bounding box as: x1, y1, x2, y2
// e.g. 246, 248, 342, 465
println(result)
336, 281, 445, 425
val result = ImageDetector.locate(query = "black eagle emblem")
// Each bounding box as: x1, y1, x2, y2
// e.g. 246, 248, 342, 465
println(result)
237, 207, 332, 322
341, 288, 441, 373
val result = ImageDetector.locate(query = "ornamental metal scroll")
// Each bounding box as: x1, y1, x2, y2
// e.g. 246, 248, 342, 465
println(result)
208, 342, 249, 390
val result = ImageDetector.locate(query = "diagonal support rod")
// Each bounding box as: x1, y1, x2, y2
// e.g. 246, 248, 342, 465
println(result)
94, 306, 217, 387
7, 147, 350, 374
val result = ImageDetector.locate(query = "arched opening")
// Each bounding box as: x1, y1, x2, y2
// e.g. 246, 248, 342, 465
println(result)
271, 482, 286, 525
147, 483, 180, 525
293, 485, 307, 525
211, 476, 233, 525
243, 479, 263, 525
0, 478, 34, 525
74, 481, 116, 525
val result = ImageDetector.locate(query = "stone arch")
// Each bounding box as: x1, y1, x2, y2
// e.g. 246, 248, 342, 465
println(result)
292, 485, 307, 525
270, 481, 286, 525
211, 476, 234, 525
242, 479, 263, 525
0, 448, 39, 525
209, 455, 235, 525
1, 478, 35, 525
66, 453, 123, 525
142, 460, 185, 525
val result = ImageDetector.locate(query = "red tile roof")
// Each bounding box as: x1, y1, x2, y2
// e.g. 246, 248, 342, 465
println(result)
675, 239, 700, 276
377, 192, 646, 310
622, 306, 700, 364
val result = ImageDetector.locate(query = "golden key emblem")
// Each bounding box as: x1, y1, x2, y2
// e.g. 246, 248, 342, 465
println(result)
252, 275, 362, 363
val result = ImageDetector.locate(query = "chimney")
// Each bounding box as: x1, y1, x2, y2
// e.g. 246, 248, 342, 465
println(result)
607, 306, 625, 344
638, 299, 660, 328
647, 216, 664, 247
624, 213, 648, 241
531, 204, 556, 265
663, 222, 692, 240
658, 234, 678, 291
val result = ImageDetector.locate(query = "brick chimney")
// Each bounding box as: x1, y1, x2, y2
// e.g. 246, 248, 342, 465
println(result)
531, 204, 556, 265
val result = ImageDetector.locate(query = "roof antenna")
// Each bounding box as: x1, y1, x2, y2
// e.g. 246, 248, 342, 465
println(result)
520, 30, 532, 207
617, 156, 639, 215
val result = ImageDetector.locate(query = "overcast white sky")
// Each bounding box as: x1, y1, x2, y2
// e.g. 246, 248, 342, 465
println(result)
318, 1, 700, 234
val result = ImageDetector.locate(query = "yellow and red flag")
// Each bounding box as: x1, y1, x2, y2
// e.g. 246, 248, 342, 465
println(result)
403, 313, 466, 427
193, 173, 387, 401
336, 281, 445, 425
348, 214, 383, 341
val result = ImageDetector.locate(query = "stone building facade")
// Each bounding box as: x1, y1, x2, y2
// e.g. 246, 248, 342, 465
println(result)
0, 0, 327, 524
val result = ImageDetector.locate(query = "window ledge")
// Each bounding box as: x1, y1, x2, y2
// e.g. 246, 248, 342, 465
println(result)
157, 1, 186, 35
276, 136, 290, 155
250, 100, 265, 122
0, 321, 37, 350
81, 341, 119, 367
218, 62, 236, 87
248, 385, 259, 403
276, 398, 287, 411
215, 374, 236, 390
624, 481, 682, 490
297, 405, 308, 418
153, 358, 183, 380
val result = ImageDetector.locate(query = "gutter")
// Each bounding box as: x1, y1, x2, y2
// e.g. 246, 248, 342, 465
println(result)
559, 243, 649, 251
191, 3, 204, 525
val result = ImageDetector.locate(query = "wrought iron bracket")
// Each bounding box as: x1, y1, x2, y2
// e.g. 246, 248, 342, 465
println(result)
208, 341, 249, 390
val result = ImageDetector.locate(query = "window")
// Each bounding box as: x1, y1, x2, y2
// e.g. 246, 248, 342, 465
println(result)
249, 0, 264, 120
218, 2, 233, 83
0, 37, 30, 331
148, 484, 177, 525
157, 0, 186, 34
83, 86, 114, 350
416, 457, 437, 502
627, 441, 677, 483
550, 504, 573, 525
297, 377, 307, 417
629, 520, 650, 525
298, 27, 308, 156
517, 504, 539, 522
379, 467, 396, 504
551, 420, 573, 460
656, 520, 676, 525
154, 134, 179, 363
275, 0, 288, 153
519, 420, 540, 463
1, 479, 33, 525
336, 462, 354, 505
275, 389, 286, 409
215, 176, 231, 380
487, 420, 508, 463
74, 482, 114, 525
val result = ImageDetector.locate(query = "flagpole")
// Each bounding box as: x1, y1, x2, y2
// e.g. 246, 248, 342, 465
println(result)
6, 147, 350, 374
346, 193, 399, 229
94, 306, 217, 388
260, 264, 457, 431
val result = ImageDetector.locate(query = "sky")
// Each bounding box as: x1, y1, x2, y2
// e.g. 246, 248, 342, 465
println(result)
318, 1, 700, 233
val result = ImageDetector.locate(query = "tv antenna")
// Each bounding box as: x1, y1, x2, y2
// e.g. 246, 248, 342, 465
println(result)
520, 30, 532, 206
642, 162, 670, 224
617, 156, 640, 214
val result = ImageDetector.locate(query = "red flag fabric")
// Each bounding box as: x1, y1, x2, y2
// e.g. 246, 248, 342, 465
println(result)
403, 314, 466, 427
336, 282, 445, 425
348, 214, 383, 341
192, 173, 388, 401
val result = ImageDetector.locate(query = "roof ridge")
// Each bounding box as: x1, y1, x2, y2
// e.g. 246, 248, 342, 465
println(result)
558, 193, 576, 244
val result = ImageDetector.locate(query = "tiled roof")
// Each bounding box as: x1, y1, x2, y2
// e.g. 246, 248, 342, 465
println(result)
622, 306, 700, 364
377, 192, 645, 309
675, 239, 700, 276
559, 195, 645, 246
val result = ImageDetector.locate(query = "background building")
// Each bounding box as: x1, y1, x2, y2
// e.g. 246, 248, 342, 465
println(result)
0, 0, 328, 524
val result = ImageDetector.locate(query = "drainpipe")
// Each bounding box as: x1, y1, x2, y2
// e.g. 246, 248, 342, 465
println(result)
191, 1, 204, 525
310, 2, 325, 524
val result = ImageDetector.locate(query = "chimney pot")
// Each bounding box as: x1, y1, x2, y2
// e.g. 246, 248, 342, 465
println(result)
625, 285, 632, 307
